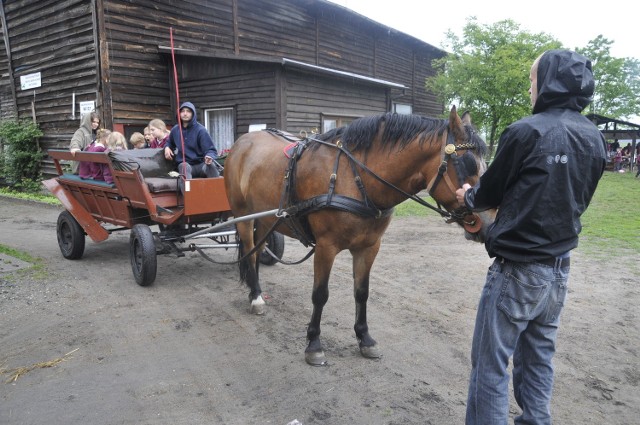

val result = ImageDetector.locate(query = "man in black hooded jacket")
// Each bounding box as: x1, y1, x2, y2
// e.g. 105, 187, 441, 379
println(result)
456, 50, 607, 424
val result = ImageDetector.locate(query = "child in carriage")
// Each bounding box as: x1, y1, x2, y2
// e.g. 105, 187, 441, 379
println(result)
78, 129, 111, 181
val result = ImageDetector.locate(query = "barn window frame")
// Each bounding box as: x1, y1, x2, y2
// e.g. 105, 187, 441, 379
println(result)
321, 114, 361, 133
203, 107, 236, 154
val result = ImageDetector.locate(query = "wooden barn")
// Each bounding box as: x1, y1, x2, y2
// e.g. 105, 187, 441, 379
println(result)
0, 0, 446, 175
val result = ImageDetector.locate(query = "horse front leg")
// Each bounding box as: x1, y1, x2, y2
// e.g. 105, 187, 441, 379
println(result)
236, 220, 265, 315
352, 241, 382, 359
305, 244, 338, 366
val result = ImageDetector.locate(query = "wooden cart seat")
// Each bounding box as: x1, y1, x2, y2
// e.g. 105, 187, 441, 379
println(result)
109, 149, 179, 193
144, 177, 179, 193
59, 173, 116, 188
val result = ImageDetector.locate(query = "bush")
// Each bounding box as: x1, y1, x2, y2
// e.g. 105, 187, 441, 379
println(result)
0, 119, 44, 192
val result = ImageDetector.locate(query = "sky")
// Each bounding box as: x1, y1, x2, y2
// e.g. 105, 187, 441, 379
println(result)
328, 0, 637, 60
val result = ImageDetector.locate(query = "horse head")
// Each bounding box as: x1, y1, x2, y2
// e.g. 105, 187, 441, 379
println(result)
427, 106, 496, 243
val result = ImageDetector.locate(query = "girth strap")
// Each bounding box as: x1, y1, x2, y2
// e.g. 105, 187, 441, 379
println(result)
286, 194, 394, 219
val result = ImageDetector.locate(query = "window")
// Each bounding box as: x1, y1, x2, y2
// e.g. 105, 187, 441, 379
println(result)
321, 115, 358, 133
204, 107, 235, 154
393, 103, 412, 115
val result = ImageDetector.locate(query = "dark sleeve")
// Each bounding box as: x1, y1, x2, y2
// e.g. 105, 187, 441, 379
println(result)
465, 126, 526, 211
198, 126, 217, 159
167, 127, 177, 150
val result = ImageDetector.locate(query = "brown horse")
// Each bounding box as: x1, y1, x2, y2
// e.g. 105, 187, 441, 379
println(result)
223, 107, 494, 365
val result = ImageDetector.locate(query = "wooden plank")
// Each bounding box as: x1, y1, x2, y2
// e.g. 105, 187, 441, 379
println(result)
183, 177, 231, 215
42, 178, 110, 243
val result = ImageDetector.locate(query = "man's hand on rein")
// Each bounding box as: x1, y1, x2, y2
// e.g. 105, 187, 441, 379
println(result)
456, 183, 472, 206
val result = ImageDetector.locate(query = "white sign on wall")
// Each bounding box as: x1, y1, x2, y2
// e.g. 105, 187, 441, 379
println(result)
20, 72, 41, 90
248, 124, 267, 132
79, 101, 95, 119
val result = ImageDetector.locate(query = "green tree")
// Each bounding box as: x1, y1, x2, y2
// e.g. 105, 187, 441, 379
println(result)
427, 18, 560, 157
577, 35, 640, 120
0, 119, 44, 192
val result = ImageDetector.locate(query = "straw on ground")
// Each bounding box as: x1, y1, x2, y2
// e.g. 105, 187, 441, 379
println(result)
0, 348, 79, 383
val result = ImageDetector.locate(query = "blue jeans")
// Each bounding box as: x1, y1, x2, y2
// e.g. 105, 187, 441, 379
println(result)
466, 258, 569, 425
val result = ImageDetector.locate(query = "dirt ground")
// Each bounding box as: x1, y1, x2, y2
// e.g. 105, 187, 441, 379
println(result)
0, 197, 638, 425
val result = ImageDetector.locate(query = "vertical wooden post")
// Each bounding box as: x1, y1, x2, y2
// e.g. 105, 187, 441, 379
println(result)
0, 0, 18, 119
232, 0, 239, 55
95, 0, 113, 129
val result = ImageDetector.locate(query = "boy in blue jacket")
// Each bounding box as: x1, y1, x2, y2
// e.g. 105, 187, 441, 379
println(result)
164, 102, 219, 192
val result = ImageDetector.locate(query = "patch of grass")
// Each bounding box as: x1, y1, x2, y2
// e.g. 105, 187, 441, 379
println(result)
393, 195, 439, 217
0, 188, 60, 205
579, 171, 640, 255
0, 244, 47, 279
0, 244, 38, 263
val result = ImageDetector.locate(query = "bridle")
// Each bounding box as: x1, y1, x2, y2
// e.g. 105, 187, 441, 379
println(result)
426, 128, 483, 232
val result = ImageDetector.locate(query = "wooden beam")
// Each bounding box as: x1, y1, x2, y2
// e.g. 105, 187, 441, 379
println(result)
0, 0, 18, 118
601, 130, 640, 140
232, 0, 239, 55
95, 0, 113, 128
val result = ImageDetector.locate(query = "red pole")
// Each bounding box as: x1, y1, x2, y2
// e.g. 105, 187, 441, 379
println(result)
169, 28, 187, 174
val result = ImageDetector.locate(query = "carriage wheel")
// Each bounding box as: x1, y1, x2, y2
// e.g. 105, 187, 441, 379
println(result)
129, 224, 157, 286
259, 231, 285, 266
56, 211, 85, 260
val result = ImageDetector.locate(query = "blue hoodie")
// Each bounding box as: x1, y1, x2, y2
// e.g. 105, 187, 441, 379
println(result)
167, 102, 217, 165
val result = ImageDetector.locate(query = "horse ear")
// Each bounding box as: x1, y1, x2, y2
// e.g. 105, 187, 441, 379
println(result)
461, 111, 472, 126
448, 106, 464, 137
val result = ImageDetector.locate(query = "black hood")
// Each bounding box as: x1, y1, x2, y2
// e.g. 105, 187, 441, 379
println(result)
533, 49, 594, 114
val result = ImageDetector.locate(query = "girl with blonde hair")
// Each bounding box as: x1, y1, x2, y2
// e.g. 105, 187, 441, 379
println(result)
107, 131, 128, 151
148, 118, 170, 149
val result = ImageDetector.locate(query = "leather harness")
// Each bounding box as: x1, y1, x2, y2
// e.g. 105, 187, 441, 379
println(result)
267, 125, 480, 248
271, 129, 393, 246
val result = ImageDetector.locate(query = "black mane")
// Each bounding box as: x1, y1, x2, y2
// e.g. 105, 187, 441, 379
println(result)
318, 113, 447, 152
315, 112, 487, 156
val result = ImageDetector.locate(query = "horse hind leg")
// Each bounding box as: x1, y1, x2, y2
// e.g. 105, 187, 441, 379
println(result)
236, 220, 265, 315
352, 243, 382, 359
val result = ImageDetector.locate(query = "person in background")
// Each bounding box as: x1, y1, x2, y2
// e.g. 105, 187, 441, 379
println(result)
69, 111, 100, 174
107, 131, 128, 151
78, 128, 110, 181
456, 50, 606, 425
613, 147, 623, 171
148, 118, 170, 149
144, 126, 154, 148
164, 102, 219, 193
130, 132, 146, 149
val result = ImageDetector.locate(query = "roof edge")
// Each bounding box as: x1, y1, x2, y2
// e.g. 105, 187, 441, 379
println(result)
157, 46, 407, 89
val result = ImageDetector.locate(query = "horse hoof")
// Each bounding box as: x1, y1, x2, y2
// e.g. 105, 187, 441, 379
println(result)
305, 351, 327, 366
249, 296, 265, 315
360, 344, 382, 359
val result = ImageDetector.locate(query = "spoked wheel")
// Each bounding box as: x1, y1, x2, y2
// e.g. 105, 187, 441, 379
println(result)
129, 224, 157, 286
56, 211, 85, 260
259, 231, 285, 266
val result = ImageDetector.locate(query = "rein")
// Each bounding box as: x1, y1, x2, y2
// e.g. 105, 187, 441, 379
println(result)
307, 128, 479, 225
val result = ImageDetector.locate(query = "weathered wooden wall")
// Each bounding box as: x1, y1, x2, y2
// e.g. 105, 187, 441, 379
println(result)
100, 0, 445, 125
0, 0, 100, 175
0, 4, 16, 121
284, 69, 388, 134
0, 0, 446, 177
178, 58, 278, 137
